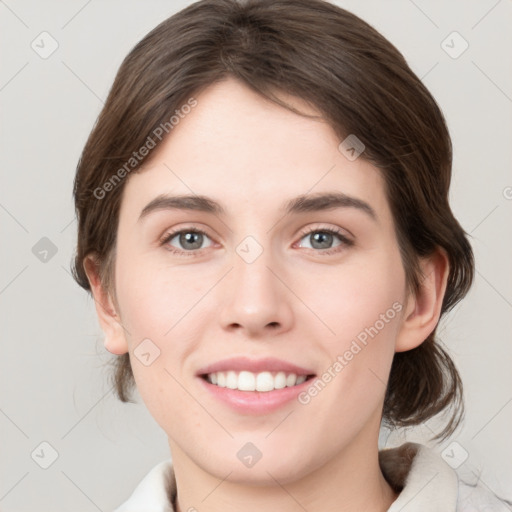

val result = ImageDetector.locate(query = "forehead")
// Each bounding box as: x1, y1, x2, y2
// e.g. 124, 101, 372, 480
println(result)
120, 78, 391, 225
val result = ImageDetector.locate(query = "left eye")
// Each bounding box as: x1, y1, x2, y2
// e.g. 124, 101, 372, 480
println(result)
164, 230, 213, 251
297, 229, 347, 250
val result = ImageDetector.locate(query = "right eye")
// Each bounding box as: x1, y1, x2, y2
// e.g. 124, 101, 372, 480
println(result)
161, 228, 214, 256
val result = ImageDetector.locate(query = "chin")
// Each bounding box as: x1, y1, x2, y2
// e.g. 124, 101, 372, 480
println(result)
200, 443, 318, 486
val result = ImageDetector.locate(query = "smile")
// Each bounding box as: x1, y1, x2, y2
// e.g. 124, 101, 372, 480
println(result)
203, 370, 310, 392
196, 356, 317, 413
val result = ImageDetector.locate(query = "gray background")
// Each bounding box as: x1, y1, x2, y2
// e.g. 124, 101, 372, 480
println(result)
1, 0, 511, 510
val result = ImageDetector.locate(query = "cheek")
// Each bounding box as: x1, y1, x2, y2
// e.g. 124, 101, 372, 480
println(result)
115, 255, 210, 341
113, 256, 226, 420
296, 249, 405, 407
297, 249, 405, 349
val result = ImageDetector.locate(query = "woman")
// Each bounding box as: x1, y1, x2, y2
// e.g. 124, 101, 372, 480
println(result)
72, 0, 505, 509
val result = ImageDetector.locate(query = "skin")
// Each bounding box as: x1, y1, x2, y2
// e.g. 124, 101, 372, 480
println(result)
86, 77, 449, 512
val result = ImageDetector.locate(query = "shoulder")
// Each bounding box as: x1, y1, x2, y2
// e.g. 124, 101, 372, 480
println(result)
380, 443, 509, 511
456, 471, 511, 511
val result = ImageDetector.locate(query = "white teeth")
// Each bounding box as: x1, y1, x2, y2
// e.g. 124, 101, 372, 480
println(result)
205, 370, 309, 392
238, 371, 255, 391
226, 371, 238, 389
296, 375, 307, 385
274, 371, 287, 389
256, 371, 274, 392
286, 373, 297, 387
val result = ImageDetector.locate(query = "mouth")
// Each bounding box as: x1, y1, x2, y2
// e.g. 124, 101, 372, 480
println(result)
195, 357, 317, 414
200, 370, 316, 392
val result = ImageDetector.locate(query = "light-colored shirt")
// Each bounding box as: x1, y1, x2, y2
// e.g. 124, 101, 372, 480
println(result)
113, 442, 506, 511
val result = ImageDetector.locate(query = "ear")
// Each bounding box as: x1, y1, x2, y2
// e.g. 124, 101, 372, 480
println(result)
83, 255, 129, 355
395, 248, 450, 353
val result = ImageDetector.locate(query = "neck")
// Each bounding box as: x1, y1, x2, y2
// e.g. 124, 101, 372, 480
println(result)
170, 430, 398, 512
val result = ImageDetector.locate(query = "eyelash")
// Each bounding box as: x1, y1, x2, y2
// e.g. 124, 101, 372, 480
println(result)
159, 225, 353, 257
297, 226, 353, 255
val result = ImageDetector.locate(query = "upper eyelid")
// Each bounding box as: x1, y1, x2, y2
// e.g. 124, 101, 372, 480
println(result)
160, 224, 213, 242
161, 224, 349, 237
295, 227, 353, 249
298, 225, 351, 238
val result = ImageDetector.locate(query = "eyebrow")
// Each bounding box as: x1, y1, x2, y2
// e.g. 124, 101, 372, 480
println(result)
284, 192, 376, 220
138, 192, 377, 221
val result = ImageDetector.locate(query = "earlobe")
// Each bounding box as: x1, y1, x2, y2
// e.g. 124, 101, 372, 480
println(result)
395, 248, 450, 353
83, 255, 129, 356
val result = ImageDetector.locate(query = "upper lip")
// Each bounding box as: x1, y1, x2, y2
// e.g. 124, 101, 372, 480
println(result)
196, 357, 315, 377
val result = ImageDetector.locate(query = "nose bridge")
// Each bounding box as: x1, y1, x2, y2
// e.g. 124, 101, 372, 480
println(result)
232, 235, 279, 307
218, 233, 293, 335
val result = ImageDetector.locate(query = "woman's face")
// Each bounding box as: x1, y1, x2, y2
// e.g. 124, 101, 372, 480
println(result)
108, 78, 412, 483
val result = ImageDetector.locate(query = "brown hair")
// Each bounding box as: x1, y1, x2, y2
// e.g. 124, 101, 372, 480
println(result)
73, 0, 474, 440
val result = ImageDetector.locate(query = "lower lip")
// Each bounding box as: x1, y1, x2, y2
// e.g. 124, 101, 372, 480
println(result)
197, 376, 314, 414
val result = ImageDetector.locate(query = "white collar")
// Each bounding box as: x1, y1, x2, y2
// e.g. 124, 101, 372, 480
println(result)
113, 459, 176, 512
383, 443, 458, 510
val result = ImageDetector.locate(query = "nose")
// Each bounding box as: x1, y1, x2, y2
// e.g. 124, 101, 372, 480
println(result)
218, 244, 294, 338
